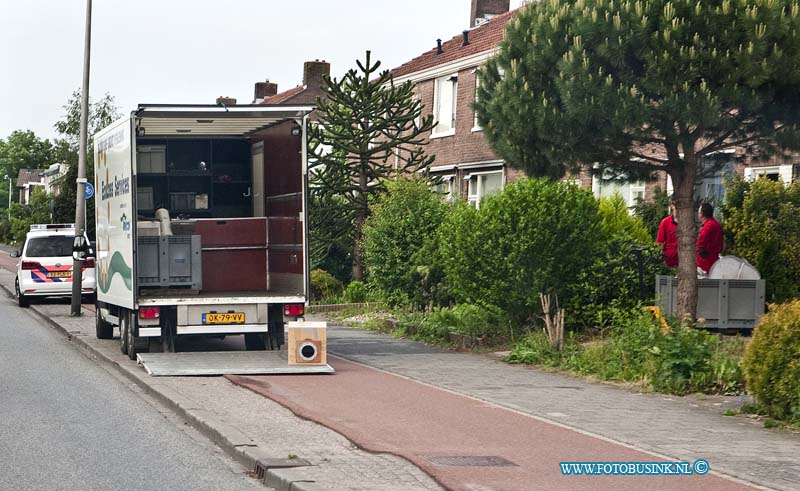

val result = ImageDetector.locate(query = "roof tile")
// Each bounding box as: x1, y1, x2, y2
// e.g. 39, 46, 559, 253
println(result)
389, 10, 515, 79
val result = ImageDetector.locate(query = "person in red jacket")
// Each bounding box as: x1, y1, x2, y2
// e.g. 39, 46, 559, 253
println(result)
696, 202, 723, 274
656, 198, 679, 268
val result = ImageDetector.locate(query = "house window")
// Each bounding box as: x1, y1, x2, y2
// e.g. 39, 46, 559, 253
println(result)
473, 75, 481, 131
412, 95, 422, 129
744, 165, 793, 185
432, 175, 455, 201
466, 171, 503, 208
630, 183, 646, 204
592, 167, 645, 210
432, 74, 458, 137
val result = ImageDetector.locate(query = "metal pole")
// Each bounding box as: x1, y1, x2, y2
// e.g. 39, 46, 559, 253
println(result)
5, 175, 10, 220
71, 0, 92, 316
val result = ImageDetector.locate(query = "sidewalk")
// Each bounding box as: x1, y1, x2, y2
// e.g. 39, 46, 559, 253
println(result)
324, 326, 800, 491
2, 252, 797, 490
0, 268, 440, 491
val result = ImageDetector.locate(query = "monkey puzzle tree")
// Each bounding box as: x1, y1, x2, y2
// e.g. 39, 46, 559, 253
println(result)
476, 0, 800, 319
309, 51, 436, 281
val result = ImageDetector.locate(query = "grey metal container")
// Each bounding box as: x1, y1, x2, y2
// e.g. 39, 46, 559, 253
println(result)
655, 275, 766, 329
136, 145, 166, 174
137, 235, 202, 289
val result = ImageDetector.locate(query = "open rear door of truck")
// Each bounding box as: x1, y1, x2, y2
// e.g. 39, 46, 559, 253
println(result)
94, 116, 136, 310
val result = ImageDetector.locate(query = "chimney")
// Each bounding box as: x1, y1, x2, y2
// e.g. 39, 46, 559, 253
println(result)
470, 0, 510, 28
462, 30, 470, 46
436, 39, 443, 54
303, 60, 330, 91
216, 96, 237, 106
254, 80, 278, 102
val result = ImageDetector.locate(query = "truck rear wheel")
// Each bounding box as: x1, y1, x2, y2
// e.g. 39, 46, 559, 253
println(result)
268, 305, 284, 350
244, 333, 267, 350
119, 311, 129, 355
127, 313, 149, 360
96, 310, 113, 339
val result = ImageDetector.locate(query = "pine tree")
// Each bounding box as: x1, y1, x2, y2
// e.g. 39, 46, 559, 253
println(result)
475, 0, 800, 320
310, 51, 436, 281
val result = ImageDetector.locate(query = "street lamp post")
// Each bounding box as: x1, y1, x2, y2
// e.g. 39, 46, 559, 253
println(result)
4, 175, 10, 220
71, 0, 92, 316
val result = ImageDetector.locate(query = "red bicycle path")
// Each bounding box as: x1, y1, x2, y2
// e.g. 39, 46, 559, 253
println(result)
228, 356, 755, 491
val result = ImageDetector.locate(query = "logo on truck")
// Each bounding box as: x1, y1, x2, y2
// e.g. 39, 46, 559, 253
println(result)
96, 127, 133, 294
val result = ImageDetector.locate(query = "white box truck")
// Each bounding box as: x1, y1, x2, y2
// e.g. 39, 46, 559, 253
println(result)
93, 104, 322, 366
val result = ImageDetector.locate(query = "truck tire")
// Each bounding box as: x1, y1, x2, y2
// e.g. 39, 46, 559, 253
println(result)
268, 305, 285, 350
126, 312, 138, 360
119, 311, 129, 355
244, 333, 267, 350
15, 278, 29, 308
127, 313, 149, 360
96, 310, 114, 339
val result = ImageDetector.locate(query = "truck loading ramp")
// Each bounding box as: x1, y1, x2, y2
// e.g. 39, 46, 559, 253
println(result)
137, 351, 335, 376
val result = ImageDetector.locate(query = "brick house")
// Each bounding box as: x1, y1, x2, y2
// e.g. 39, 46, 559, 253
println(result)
389, 2, 521, 207
389, 0, 799, 210
16, 168, 45, 205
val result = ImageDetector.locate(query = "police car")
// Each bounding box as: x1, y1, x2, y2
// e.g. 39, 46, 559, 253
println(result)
11, 224, 96, 307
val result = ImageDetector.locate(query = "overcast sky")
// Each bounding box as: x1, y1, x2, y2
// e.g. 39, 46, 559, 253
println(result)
1, 0, 524, 141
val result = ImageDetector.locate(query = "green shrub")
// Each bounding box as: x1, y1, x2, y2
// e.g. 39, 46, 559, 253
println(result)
508, 307, 745, 395
428, 303, 509, 339
506, 330, 567, 367
567, 238, 665, 329
0, 219, 11, 243
344, 280, 369, 303
723, 175, 800, 301
9, 188, 51, 245
309, 269, 343, 302
742, 300, 800, 424
362, 178, 449, 307
598, 193, 651, 243
438, 178, 604, 325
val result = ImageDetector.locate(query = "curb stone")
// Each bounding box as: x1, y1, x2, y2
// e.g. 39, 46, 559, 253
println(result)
0, 281, 325, 491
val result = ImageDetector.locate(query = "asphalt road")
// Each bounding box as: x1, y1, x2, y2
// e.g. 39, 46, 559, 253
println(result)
0, 292, 265, 491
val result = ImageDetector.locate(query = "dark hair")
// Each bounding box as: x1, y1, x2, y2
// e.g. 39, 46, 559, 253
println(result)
700, 202, 714, 218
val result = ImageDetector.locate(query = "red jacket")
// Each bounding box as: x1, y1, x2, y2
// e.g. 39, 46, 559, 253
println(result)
696, 218, 723, 272
656, 216, 678, 267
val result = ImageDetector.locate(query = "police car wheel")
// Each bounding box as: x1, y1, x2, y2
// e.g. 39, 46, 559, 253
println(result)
15, 278, 28, 308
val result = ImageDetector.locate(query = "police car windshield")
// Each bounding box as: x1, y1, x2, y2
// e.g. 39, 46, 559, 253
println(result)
25, 236, 74, 257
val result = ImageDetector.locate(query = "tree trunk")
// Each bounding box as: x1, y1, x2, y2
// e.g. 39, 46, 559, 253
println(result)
351, 165, 370, 281
351, 214, 365, 281
671, 164, 698, 322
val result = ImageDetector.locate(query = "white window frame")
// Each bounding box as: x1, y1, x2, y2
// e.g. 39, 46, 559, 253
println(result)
465, 170, 504, 208
472, 72, 482, 132
744, 165, 793, 185
592, 166, 645, 210
432, 174, 455, 201
432, 73, 458, 138
630, 182, 646, 205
